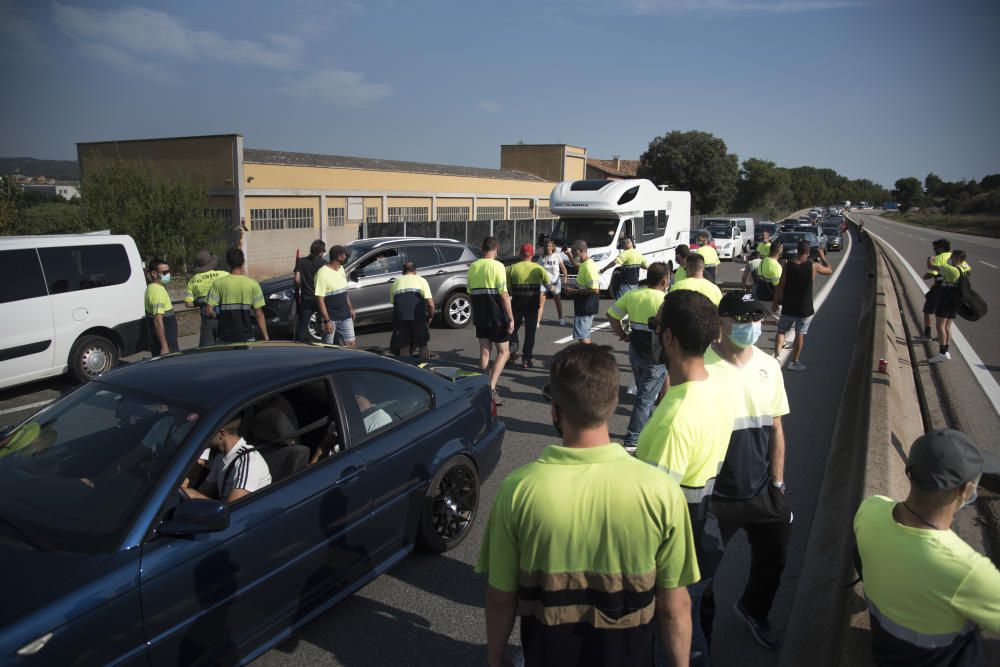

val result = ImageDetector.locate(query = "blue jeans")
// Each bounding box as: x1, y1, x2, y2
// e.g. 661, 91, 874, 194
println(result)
573, 314, 594, 340
625, 346, 666, 447
296, 302, 316, 342
322, 318, 355, 345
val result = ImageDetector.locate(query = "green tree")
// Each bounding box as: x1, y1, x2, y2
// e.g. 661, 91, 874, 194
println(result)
924, 173, 944, 200
637, 130, 738, 214
0, 174, 20, 235
893, 177, 924, 212
19, 202, 85, 234
79, 160, 228, 268
734, 158, 790, 216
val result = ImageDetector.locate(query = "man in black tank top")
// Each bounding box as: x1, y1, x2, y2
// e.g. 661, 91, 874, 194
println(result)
772, 240, 832, 370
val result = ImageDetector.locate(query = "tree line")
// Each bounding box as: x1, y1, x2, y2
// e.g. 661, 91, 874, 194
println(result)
892, 173, 1000, 214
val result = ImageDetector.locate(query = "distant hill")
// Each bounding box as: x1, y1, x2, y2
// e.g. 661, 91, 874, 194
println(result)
0, 157, 79, 181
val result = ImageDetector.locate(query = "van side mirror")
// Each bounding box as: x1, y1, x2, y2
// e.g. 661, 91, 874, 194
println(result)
158, 497, 229, 536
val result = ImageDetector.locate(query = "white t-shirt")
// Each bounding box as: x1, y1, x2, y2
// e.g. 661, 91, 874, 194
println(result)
363, 408, 393, 433
204, 438, 272, 499
538, 254, 563, 283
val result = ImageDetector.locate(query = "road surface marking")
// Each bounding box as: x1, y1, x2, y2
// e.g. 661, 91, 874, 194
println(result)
980, 261, 998, 269
0, 399, 53, 417
554, 321, 611, 344
866, 227, 1000, 418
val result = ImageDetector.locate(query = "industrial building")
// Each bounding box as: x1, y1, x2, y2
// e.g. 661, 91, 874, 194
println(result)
77, 135, 592, 276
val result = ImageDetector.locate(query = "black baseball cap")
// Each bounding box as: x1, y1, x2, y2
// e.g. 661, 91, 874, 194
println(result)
906, 428, 1000, 490
718, 291, 766, 317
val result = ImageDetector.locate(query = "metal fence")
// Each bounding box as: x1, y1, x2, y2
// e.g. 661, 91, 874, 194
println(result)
361, 219, 560, 257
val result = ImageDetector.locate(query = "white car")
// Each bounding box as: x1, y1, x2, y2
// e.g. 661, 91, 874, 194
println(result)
705, 225, 743, 260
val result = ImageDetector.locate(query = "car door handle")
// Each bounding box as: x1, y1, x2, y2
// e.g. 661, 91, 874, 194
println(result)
337, 465, 364, 484
435, 270, 446, 275
387, 278, 396, 283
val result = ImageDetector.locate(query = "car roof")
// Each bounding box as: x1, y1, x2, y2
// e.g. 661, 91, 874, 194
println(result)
94, 343, 399, 408
349, 237, 462, 252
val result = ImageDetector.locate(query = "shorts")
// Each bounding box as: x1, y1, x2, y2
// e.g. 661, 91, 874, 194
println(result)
322, 318, 355, 345
573, 314, 595, 340
777, 314, 813, 335
922, 285, 940, 315
476, 325, 510, 344
934, 287, 959, 319
395, 319, 430, 349
542, 278, 562, 297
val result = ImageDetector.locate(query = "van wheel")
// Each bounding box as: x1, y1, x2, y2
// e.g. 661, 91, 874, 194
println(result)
418, 456, 479, 553
443, 292, 472, 329
70, 335, 119, 384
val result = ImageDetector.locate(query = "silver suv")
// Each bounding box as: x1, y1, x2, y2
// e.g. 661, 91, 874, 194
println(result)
259, 237, 478, 341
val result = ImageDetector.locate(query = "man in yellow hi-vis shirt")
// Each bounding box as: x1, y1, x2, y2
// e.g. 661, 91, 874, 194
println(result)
184, 250, 228, 347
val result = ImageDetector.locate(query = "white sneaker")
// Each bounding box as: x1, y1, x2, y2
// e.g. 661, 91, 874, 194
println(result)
787, 361, 808, 371
559, 318, 567, 326
928, 352, 951, 363
783, 342, 794, 350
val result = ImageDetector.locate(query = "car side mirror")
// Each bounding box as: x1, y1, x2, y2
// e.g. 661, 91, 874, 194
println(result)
158, 497, 229, 536
350, 269, 363, 281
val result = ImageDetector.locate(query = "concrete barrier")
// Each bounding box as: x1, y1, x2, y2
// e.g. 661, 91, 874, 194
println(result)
778, 229, 923, 667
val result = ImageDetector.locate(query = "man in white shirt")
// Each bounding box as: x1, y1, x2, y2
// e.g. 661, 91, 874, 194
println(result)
183, 417, 271, 503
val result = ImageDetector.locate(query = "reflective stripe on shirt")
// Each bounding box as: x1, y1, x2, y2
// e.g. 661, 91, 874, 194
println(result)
868, 599, 975, 649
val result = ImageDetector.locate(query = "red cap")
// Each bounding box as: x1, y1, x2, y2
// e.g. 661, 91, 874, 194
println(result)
521, 243, 535, 257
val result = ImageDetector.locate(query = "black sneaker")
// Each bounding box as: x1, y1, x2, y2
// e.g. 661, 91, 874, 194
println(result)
733, 601, 779, 650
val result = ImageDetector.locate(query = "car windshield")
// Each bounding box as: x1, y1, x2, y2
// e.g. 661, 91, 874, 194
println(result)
552, 218, 620, 249
0, 384, 197, 554
779, 232, 812, 246
822, 226, 839, 234
707, 227, 733, 239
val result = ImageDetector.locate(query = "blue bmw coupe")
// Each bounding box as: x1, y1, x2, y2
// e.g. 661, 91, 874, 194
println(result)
0, 343, 504, 665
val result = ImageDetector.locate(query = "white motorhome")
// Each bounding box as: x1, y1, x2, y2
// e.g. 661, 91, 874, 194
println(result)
0, 233, 147, 390
548, 179, 691, 291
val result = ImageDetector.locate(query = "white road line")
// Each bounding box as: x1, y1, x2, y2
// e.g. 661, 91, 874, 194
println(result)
980, 260, 998, 269
866, 226, 1000, 418
0, 399, 53, 417
554, 321, 611, 345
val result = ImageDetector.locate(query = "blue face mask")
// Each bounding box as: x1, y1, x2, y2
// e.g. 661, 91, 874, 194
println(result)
960, 483, 978, 510
729, 321, 762, 348
159, 272, 171, 284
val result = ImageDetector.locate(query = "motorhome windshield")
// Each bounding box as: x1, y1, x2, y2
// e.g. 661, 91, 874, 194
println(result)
551, 218, 619, 249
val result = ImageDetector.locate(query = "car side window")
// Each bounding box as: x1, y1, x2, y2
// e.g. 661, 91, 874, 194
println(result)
337, 371, 432, 445
38, 244, 131, 294
436, 244, 464, 264
404, 244, 442, 269
357, 249, 402, 277
0, 249, 48, 304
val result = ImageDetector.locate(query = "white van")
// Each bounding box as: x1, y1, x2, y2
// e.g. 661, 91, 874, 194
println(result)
0, 233, 147, 390
548, 179, 691, 291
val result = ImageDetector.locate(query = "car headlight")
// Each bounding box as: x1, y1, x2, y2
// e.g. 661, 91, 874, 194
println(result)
268, 288, 295, 301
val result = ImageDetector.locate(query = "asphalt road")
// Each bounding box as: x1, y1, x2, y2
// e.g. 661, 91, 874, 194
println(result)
0, 239, 862, 667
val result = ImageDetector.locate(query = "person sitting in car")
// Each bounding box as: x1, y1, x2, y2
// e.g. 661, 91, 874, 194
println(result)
356, 392, 392, 434
183, 417, 271, 503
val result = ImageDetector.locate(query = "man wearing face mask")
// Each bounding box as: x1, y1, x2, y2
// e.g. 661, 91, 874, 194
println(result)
701, 292, 791, 651
853, 429, 1000, 667
144, 258, 179, 357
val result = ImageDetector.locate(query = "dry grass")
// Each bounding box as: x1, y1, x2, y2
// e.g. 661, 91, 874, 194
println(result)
885, 211, 1000, 239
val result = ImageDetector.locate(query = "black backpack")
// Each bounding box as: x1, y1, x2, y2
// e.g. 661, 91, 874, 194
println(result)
956, 274, 988, 322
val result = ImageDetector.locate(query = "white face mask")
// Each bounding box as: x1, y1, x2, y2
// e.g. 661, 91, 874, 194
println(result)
959, 481, 979, 510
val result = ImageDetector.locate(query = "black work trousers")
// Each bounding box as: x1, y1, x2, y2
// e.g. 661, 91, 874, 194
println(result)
701, 485, 792, 640
509, 305, 539, 362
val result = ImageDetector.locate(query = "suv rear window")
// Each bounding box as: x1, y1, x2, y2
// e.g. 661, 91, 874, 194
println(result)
403, 244, 442, 270
436, 244, 465, 264
0, 249, 48, 304
38, 244, 131, 294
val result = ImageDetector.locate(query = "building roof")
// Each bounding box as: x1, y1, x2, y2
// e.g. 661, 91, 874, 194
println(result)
244, 148, 547, 182
588, 157, 640, 178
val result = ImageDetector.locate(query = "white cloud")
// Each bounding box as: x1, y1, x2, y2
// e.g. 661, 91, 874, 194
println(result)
477, 101, 502, 113
611, 0, 870, 14
282, 68, 392, 107
78, 41, 177, 83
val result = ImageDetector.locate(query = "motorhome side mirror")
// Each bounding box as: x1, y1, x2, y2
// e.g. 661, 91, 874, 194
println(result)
158, 497, 229, 536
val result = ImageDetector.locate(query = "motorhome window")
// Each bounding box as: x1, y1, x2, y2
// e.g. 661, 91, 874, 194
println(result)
0, 249, 48, 304
552, 218, 619, 248
657, 211, 667, 231
643, 211, 657, 233
38, 244, 131, 294
617, 186, 639, 206
570, 180, 610, 191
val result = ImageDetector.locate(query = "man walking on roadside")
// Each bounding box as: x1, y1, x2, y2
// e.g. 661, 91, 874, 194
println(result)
756, 230, 772, 259
205, 248, 269, 344
507, 243, 551, 369
751, 241, 783, 307
390, 261, 435, 361
315, 245, 356, 348
468, 237, 515, 404
636, 290, 737, 666
184, 250, 228, 347
293, 239, 326, 342
927, 250, 968, 364
607, 262, 670, 454
564, 240, 600, 344
145, 258, 179, 357
702, 292, 792, 652
671, 254, 722, 306
854, 428, 1000, 667
477, 344, 700, 667
772, 240, 832, 370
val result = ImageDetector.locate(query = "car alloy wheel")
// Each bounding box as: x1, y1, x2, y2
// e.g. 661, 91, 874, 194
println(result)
443, 292, 472, 329
419, 456, 479, 552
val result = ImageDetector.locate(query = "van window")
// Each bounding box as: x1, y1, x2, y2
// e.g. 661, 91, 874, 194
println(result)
38, 244, 131, 294
0, 249, 48, 304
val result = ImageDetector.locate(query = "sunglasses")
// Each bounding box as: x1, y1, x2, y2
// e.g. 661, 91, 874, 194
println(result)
730, 312, 765, 323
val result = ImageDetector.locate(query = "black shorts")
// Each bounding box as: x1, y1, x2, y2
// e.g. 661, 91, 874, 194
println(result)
934, 287, 959, 319
922, 285, 940, 315
476, 325, 510, 343
395, 320, 430, 349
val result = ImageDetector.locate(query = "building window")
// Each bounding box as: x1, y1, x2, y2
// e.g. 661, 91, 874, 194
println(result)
388, 206, 429, 223
328, 207, 345, 227
366, 207, 380, 224
249, 207, 314, 231
476, 205, 505, 221
510, 206, 533, 220
437, 206, 470, 222
204, 208, 234, 227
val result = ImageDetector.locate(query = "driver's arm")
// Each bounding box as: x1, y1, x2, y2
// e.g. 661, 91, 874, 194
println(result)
226, 488, 251, 503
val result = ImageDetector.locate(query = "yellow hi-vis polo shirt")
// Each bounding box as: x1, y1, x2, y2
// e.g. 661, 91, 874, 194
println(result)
468, 258, 508, 328
614, 247, 649, 286
669, 277, 723, 306
607, 287, 666, 363
185, 270, 229, 306
854, 496, 1000, 665
476, 443, 699, 666
144, 283, 173, 317
314, 264, 351, 320
696, 244, 721, 267
206, 274, 265, 342
756, 241, 772, 258
573, 258, 600, 315
390, 273, 432, 321
758, 257, 783, 286
507, 260, 550, 312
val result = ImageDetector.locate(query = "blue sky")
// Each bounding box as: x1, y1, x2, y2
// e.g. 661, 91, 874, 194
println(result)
1, 0, 997, 188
